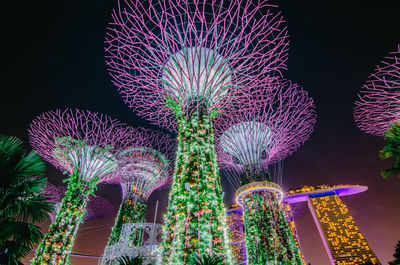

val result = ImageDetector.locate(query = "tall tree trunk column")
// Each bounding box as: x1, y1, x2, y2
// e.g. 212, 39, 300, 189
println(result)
31, 175, 93, 265
160, 111, 232, 264
107, 196, 147, 246
239, 182, 303, 265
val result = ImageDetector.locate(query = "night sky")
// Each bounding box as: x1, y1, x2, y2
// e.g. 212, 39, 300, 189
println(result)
1, 0, 400, 264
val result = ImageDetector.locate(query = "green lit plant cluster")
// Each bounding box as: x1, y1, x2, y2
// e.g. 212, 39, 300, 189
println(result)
160, 111, 232, 264
242, 191, 303, 265
380, 122, 400, 178
107, 197, 147, 246
31, 173, 96, 265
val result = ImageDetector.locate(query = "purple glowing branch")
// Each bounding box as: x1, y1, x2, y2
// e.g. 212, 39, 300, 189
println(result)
354, 44, 400, 136
222, 160, 285, 190
106, 0, 289, 131
85, 196, 114, 220
29, 109, 132, 187
215, 79, 316, 170
44, 183, 66, 223
44, 183, 65, 202
108, 127, 175, 201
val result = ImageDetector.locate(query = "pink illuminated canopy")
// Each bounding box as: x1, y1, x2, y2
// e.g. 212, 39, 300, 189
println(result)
354, 44, 400, 136
215, 79, 316, 169
29, 109, 132, 185
106, 0, 289, 131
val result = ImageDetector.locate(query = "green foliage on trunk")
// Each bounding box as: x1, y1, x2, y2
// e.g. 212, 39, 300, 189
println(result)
188, 253, 225, 265
242, 191, 303, 265
160, 111, 232, 264
380, 122, 400, 178
31, 173, 95, 265
107, 198, 147, 246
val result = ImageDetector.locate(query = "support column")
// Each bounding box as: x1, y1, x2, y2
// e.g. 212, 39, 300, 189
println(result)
237, 181, 303, 265
107, 196, 147, 246
31, 174, 93, 265
160, 111, 232, 264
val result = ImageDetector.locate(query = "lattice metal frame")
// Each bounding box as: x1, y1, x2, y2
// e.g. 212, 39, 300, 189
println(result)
100, 223, 163, 265
106, 0, 289, 131
354, 44, 400, 136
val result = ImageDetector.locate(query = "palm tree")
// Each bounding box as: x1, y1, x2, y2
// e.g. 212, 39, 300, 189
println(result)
380, 122, 400, 178
115, 255, 145, 265
0, 135, 53, 265
188, 254, 225, 265
389, 240, 400, 265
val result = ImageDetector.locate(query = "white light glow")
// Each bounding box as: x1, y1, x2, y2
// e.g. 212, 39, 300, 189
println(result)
54, 138, 118, 181
162, 47, 232, 106
220, 122, 273, 166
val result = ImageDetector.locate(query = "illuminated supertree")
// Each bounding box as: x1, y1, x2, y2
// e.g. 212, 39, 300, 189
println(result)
106, 0, 289, 262
29, 109, 130, 265
105, 128, 173, 247
354, 45, 400, 177
215, 80, 316, 264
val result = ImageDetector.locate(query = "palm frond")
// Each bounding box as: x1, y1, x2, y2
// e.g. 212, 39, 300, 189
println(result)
15, 194, 54, 223
0, 221, 43, 248
0, 135, 23, 155
115, 255, 145, 265
17, 151, 46, 178
0, 134, 52, 263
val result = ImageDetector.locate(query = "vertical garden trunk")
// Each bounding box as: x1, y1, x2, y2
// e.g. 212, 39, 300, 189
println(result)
107, 196, 147, 246
31, 175, 93, 265
160, 110, 232, 264
242, 190, 303, 265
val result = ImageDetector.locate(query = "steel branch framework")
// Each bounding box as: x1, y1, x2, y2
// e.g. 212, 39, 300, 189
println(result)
354, 44, 400, 136
29, 109, 132, 265
106, 0, 289, 131
44, 183, 65, 203
115, 128, 174, 201
104, 128, 174, 251
215, 79, 316, 264
216, 79, 316, 169
106, 0, 289, 263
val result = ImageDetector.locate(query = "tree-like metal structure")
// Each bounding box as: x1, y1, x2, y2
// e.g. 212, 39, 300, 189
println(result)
101, 128, 173, 265
29, 109, 131, 265
354, 45, 400, 137
106, 0, 289, 263
215, 80, 316, 265
105, 128, 173, 247
354, 45, 400, 177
